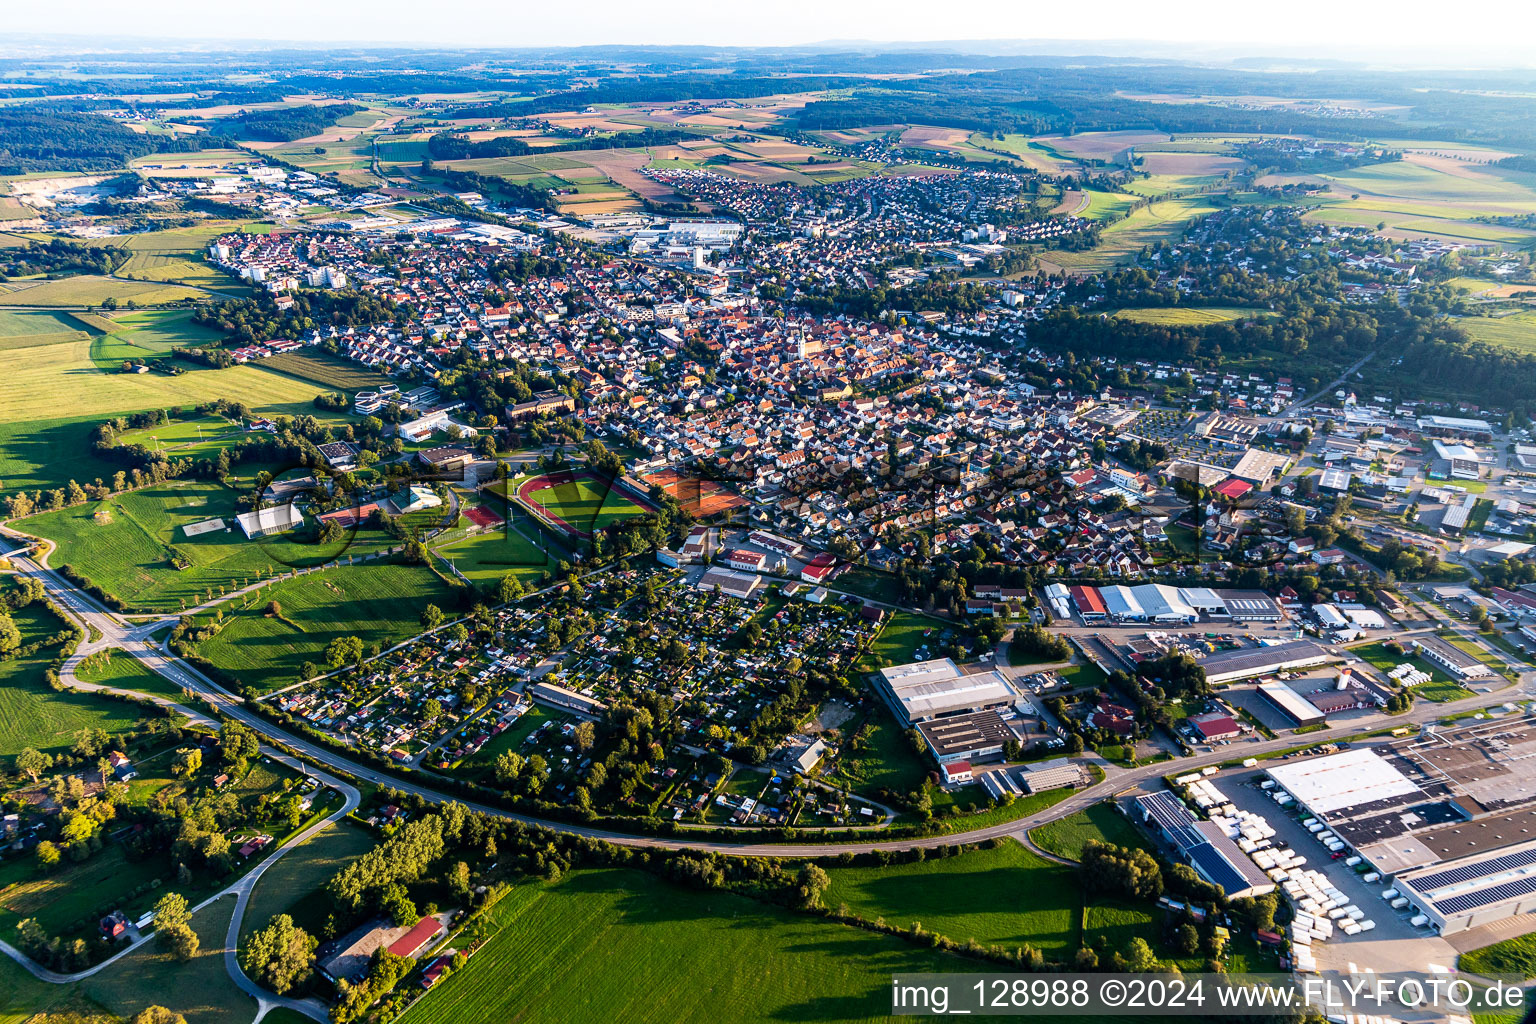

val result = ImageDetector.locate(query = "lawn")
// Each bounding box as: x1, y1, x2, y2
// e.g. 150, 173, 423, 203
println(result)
449, 705, 562, 780
855, 610, 950, 672
193, 560, 459, 691
75, 649, 189, 703
821, 840, 1081, 955
1084, 900, 1156, 955
21, 477, 359, 612
240, 819, 377, 942
80, 893, 256, 1024
0, 600, 146, 765
398, 867, 994, 1024
830, 711, 929, 797
0, 843, 167, 938
1029, 802, 1155, 861
1460, 931, 1536, 978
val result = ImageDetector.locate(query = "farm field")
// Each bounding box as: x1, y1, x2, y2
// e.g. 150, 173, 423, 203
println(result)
0, 275, 207, 307
0, 599, 147, 764
20, 477, 359, 612
1454, 311, 1536, 355
1078, 188, 1140, 222
260, 348, 396, 390
89, 308, 225, 368
1039, 194, 1224, 273
1112, 306, 1274, 326
1029, 803, 1156, 861
398, 867, 996, 1024
240, 820, 377, 941
821, 841, 1080, 955
0, 309, 91, 351
193, 560, 459, 691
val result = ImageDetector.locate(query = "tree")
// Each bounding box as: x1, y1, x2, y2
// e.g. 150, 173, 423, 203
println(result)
15, 747, 52, 783
1125, 936, 1161, 973
0, 610, 19, 654
379, 883, 417, 927
572, 721, 596, 753
421, 604, 444, 629
131, 1007, 187, 1024
796, 863, 831, 909
497, 573, 525, 603
325, 635, 365, 670
422, 699, 444, 725
494, 750, 523, 786
34, 841, 60, 870
219, 722, 259, 766
241, 914, 317, 995
130, 1007, 187, 1024
171, 747, 202, 778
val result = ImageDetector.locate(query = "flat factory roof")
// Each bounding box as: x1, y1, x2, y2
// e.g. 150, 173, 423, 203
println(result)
1267, 747, 1423, 816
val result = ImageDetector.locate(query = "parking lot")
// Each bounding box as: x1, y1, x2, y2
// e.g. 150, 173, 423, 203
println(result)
1215, 761, 1462, 975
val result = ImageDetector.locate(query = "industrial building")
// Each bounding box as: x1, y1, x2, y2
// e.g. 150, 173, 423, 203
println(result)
1256, 680, 1328, 725
696, 567, 763, 601
915, 709, 1019, 764
1135, 791, 1275, 899
1200, 640, 1337, 685
1066, 585, 1282, 624
877, 658, 1016, 725
1265, 723, 1536, 934
1410, 635, 1493, 680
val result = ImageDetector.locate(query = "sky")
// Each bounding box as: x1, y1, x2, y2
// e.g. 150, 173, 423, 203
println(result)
10, 0, 1536, 64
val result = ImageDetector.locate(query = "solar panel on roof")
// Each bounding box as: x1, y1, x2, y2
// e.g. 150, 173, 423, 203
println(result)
1410, 846, 1536, 893
1435, 876, 1536, 915
1189, 843, 1250, 895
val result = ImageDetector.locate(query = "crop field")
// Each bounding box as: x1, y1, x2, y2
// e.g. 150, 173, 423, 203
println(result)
89, 307, 225, 367
1040, 195, 1223, 272
194, 560, 459, 691
0, 309, 94, 351
0, 274, 208, 307
20, 477, 358, 611
1037, 130, 1172, 163
240, 820, 377, 941
1324, 158, 1536, 209
971, 134, 1079, 173
434, 523, 562, 585
1455, 311, 1536, 355
81, 894, 254, 1024
399, 868, 997, 1024
1078, 188, 1140, 222
1123, 173, 1224, 198
116, 251, 234, 290
1112, 306, 1274, 326
0, 600, 146, 763
1029, 803, 1156, 861
260, 348, 395, 390
822, 841, 1081, 955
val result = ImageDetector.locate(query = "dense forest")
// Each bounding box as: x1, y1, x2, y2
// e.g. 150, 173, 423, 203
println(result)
425, 127, 698, 161
0, 109, 227, 174
208, 103, 364, 142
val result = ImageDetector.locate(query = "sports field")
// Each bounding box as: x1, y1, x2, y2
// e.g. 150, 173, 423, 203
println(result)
398, 868, 995, 1024
193, 560, 459, 691
510, 469, 655, 537
434, 523, 562, 585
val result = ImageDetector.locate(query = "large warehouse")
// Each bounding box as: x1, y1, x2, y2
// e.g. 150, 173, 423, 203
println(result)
877, 659, 1017, 725
1135, 791, 1275, 899
1068, 585, 1283, 624
1265, 723, 1536, 934
1201, 640, 1337, 685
